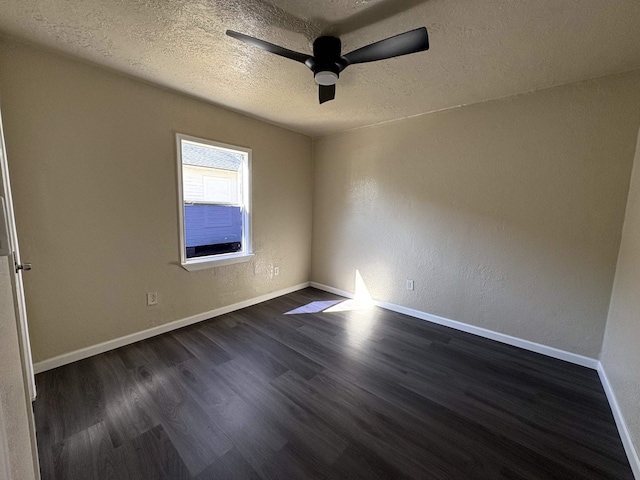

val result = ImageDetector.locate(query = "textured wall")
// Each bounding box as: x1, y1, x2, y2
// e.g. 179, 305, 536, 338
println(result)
601, 130, 640, 457
0, 258, 37, 480
0, 38, 313, 363
312, 70, 640, 358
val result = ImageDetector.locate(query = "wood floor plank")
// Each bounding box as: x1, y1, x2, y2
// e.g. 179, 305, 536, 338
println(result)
233, 321, 324, 380
192, 447, 261, 480
328, 443, 412, 480
114, 425, 191, 480
33, 287, 634, 479
95, 350, 157, 448
38, 359, 105, 446
171, 326, 232, 366
271, 370, 459, 479
314, 366, 592, 479
175, 358, 288, 470
51, 421, 120, 480
214, 358, 349, 465
121, 345, 234, 475
199, 321, 289, 381
397, 365, 631, 478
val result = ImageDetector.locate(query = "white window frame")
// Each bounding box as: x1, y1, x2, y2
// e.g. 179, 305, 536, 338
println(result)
176, 133, 253, 271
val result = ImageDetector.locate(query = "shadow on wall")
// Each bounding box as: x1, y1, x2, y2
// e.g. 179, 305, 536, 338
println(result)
319, 128, 617, 313
311, 86, 639, 357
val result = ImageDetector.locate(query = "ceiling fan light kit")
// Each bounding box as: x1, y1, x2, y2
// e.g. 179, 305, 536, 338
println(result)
226, 27, 429, 104
315, 71, 338, 86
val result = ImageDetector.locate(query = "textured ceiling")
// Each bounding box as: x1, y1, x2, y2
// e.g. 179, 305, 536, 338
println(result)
1, 0, 640, 136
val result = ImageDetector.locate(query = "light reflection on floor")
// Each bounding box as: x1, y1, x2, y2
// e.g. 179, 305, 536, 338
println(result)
284, 270, 377, 345
323, 299, 371, 312
284, 300, 342, 315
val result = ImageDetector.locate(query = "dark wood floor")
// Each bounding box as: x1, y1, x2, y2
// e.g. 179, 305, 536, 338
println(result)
34, 288, 633, 479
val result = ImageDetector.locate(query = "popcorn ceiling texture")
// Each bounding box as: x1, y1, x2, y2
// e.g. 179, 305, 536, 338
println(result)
0, 0, 639, 136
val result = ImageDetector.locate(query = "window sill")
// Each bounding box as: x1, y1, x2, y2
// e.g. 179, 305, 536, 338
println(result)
181, 252, 254, 271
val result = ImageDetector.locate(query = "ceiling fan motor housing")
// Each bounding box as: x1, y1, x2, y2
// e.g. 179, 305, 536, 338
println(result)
311, 36, 345, 85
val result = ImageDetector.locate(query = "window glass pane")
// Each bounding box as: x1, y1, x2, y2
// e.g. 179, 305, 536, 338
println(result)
181, 141, 243, 204
183, 165, 239, 203
184, 204, 243, 258
180, 137, 248, 260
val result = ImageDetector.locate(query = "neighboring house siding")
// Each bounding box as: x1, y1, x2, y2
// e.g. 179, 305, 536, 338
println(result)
183, 165, 239, 204
184, 204, 242, 247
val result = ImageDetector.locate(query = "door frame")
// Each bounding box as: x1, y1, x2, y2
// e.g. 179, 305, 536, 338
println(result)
0, 108, 35, 400
0, 105, 40, 479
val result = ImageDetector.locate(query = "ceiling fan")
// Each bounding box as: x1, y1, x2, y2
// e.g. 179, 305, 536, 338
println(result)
226, 27, 429, 104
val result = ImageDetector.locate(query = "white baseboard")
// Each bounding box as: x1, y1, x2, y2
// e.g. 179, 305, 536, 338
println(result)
33, 282, 310, 374
597, 364, 640, 479
309, 282, 599, 369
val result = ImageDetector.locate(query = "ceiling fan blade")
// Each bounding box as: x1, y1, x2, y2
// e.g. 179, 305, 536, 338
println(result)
319, 84, 336, 104
342, 27, 429, 65
226, 30, 311, 64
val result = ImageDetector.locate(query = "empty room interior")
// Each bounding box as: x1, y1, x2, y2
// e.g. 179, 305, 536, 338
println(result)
1, 0, 640, 479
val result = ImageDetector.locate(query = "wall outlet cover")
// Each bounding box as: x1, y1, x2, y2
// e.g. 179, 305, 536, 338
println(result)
147, 292, 158, 306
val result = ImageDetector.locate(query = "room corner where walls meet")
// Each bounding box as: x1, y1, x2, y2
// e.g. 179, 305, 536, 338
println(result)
310, 68, 640, 360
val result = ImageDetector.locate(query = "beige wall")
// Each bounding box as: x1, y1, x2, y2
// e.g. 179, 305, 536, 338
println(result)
601, 130, 640, 459
0, 258, 37, 480
0, 38, 313, 363
312, 70, 640, 358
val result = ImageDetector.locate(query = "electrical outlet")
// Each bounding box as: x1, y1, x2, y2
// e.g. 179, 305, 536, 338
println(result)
406, 279, 414, 291
274, 266, 280, 276
147, 292, 158, 306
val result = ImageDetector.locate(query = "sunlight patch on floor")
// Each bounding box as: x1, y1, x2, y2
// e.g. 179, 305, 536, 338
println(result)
281, 270, 376, 345
285, 270, 376, 316
284, 300, 342, 315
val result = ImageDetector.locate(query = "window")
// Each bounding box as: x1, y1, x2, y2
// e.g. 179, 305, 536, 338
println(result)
176, 134, 252, 270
